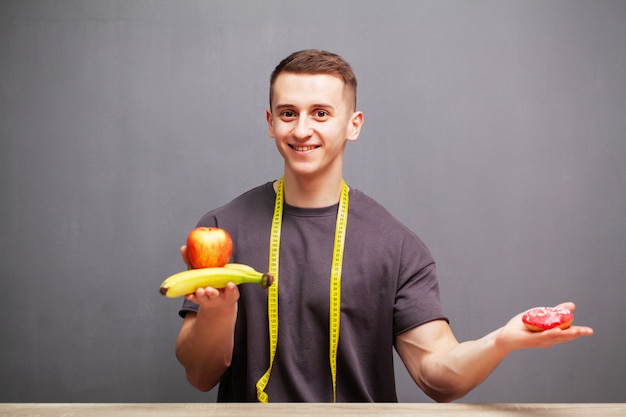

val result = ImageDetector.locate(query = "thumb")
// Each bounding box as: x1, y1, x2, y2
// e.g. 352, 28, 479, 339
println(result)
555, 301, 576, 312
180, 245, 191, 268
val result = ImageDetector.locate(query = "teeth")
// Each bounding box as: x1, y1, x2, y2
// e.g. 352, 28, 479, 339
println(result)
292, 145, 318, 151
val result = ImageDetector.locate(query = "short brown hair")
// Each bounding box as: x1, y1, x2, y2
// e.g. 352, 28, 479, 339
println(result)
269, 49, 358, 110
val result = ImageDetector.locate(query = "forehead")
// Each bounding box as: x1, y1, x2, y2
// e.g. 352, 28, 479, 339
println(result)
271, 72, 347, 107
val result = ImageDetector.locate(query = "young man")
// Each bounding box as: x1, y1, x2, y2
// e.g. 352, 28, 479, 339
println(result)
174, 49, 593, 402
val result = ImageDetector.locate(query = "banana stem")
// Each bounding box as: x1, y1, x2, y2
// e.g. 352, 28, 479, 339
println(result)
260, 273, 274, 289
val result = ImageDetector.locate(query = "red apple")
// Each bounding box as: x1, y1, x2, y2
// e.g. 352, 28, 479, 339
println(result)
186, 227, 233, 269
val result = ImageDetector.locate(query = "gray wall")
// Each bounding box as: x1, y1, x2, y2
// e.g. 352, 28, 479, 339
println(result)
1, 0, 625, 403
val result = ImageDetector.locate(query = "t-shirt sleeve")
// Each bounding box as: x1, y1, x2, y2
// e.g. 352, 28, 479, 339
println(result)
393, 234, 448, 336
179, 298, 199, 318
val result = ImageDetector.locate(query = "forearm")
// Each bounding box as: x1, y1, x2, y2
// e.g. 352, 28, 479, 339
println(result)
419, 328, 510, 402
175, 304, 237, 392
397, 320, 515, 403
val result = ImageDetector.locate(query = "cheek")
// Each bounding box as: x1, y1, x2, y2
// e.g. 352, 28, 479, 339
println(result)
274, 140, 290, 160
322, 124, 348, 144
271, 123, 292, 140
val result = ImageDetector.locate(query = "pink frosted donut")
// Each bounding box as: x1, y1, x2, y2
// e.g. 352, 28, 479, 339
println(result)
522, 307, 574, 332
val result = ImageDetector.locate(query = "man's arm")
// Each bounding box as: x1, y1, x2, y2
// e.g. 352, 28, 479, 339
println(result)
395, 302, 594, 403
174, 246, 239, 392
175, 284, 239, 391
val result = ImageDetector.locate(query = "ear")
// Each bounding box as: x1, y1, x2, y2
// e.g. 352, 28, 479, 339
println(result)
266, 108, 276, 138
347, 111, 364, 142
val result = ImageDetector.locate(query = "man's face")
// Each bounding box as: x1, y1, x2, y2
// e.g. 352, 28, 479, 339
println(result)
266, 72, 362, 182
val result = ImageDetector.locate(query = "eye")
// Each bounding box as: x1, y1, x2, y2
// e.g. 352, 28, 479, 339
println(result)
280, 110, 296, 119
314, 110, 328, 119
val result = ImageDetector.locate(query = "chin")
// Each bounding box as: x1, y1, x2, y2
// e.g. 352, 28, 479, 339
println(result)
285, 162, 321, 178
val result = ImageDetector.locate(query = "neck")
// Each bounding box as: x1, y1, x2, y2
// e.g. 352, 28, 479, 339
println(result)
275, 173, 345, 208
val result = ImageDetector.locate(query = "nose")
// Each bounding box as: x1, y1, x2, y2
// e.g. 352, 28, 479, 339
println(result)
293, 115, 313, 139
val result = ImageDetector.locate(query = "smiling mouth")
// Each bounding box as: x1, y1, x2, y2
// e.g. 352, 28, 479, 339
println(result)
290, 145, 320, 151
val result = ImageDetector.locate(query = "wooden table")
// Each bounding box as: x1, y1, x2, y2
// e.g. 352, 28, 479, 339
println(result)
1, 403, 625, 417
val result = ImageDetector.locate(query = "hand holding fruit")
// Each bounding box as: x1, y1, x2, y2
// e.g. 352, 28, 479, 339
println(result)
160, 227, 274, 298
184, 281, 241, 310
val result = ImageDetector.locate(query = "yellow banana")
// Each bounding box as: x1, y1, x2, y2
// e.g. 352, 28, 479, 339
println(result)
159, 264, 274, 298
222, 263, 257, 273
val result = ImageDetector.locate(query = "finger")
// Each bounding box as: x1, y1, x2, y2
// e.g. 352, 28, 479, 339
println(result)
186, 287, 219, 307
222, 283, 241, 302
555, 301, 576, 312
185, 292, 198, 304
566, 325, 594, 336
202, 286, 220, 299
180, 245, 191, 268
540, 324, 594, 343
186, 286, 211, 301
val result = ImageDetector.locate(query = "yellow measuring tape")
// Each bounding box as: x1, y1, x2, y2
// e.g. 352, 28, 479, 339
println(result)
256, 177, 349, 403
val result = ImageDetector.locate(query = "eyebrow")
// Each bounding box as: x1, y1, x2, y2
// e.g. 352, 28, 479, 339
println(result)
274, 103, 336, 111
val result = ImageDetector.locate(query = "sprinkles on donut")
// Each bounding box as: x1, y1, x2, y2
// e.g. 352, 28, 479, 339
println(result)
522, 306, 574, 332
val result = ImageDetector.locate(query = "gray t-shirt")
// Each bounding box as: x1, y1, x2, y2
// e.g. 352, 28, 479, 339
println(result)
180, 182, 447, 402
